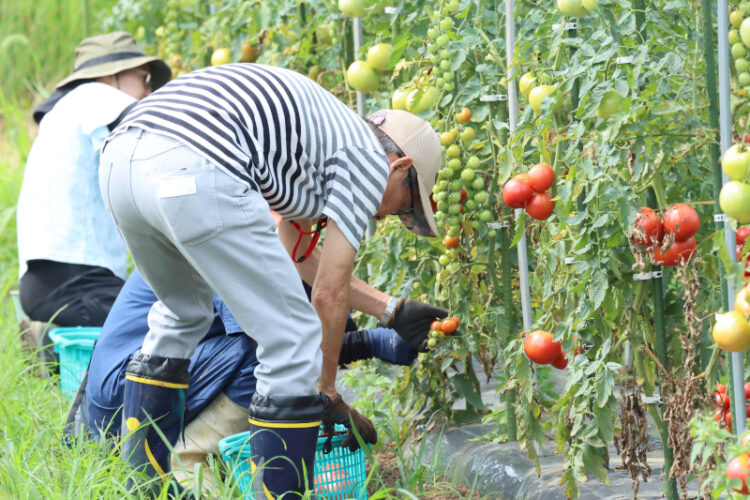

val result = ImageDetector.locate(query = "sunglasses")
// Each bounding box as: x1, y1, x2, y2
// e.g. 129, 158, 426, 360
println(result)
393, 165, 417, 217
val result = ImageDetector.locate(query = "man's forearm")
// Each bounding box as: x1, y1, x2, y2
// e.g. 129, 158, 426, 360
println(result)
314, 292, 350, 395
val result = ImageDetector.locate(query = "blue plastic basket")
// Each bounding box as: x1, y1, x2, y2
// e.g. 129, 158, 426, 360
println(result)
47, 327, 101, 398
219, 425, 368, 499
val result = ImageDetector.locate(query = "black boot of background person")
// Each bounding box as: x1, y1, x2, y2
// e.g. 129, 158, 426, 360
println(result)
121, 350, 191, 497
247, 392, 326, 498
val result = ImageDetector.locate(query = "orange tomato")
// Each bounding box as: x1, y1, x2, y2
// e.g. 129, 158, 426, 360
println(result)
455, 107, 472, 123
443, 235, 460, 249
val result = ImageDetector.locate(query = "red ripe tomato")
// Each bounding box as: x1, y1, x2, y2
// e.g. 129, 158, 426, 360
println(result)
715, 390, 731, 411
746, 382, 750, 400
716, 408, 726, 422
459, 188, 468, 204
430, 321, 441, 331
527, 163, 555, 192
742, 433, 750, 448
737, 226, 750, 247
551, 351, 568, 369
726, 411, 733, 428
663, 203, 700, 241
727, 454, 750, 494
718, 383, 728, 394
440, 317, 459, 334
633, 207, 664, 247
525, 192, 555, 220
523, 330, 563, 365
429, 193, 438, 212
502, 175, 533, 209
443, 235, 460, 249
653, 237, 696, 266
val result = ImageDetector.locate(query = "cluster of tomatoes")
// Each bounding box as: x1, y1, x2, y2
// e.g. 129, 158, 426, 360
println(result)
501, 163, 556, 220
427, 316, 460, 349
712, 383, 750, 433
346, 43, 393, 94
728, 5, 750, 98
714, 382, 750, 494
522, 330, 569, 370
431, 108, 492, 259
631, 203, 701, 266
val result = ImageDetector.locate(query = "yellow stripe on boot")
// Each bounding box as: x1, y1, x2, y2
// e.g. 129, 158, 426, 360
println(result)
125, 417, 167, 483
247, 418, 321, 429
125, 374, 189, 389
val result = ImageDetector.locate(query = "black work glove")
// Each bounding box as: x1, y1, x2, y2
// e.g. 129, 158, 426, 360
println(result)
322, 393, 377, 452
386, 299, 448, 352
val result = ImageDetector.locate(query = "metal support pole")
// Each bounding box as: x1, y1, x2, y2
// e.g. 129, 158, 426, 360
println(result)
505, 0, 533, 335
353, 16, 365, 117
717, 0, 747, 437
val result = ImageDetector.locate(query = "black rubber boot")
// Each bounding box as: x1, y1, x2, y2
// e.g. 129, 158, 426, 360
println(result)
121, 350, 190, 496
247, 392, 326, 498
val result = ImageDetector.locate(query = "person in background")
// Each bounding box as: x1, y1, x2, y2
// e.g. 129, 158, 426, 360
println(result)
16, 31, 170, 328
83, 269, 417, 490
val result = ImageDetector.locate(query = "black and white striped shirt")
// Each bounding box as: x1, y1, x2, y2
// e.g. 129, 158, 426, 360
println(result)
110, 63, 389, 250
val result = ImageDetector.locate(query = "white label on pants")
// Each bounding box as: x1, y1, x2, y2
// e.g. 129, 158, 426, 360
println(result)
158, 177, 197, 198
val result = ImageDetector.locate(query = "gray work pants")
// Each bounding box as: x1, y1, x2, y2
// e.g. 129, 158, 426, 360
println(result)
99, 128, 322, 397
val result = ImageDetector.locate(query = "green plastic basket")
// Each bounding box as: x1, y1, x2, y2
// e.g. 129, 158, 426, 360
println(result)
219, 425, 368, 499
48, 327, 101, 399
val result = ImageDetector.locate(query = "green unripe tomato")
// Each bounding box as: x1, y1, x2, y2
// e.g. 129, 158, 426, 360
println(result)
440, 60, 452, 71
466, 156, 480, 169
731, 10, 744, 28
446, 144, 461, 158
447, 158, 462, 170
736, 58, 750, 72
435, 191, 447, 201
438, 180, 448, 190
449, 180, 462, 192
427, 28, 437, 39
436, 34, 450, 47
447, 216, 460, 226
479, 210, 493, 222
447, 225, 460, 236
742, 1, 750, 14
733, 42, 748, 58
439, 17, 453, 31
464, 199, 477, 210
488, 229, 497, 238
460, 127, 476, 144
472, 176, 485, 190
448, 192, 461, 203
474, 191, 489, 203
443, 70, 455, 81
443, 81, 455, 92
437, 200, 449, 212
731, 29, 742, 45
448, 203, 461, 215
438, 254, 450, 266
460, 168, 476, 182
740, 72, 750, 86
444, 0, 460, 14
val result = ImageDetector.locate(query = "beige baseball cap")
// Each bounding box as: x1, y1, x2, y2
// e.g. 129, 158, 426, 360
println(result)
368, 109, 441, 237
56, 31, 171, 90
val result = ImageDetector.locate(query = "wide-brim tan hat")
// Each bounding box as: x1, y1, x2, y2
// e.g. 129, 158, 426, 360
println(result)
56, 31, 171, 90
368, 109, 441, 237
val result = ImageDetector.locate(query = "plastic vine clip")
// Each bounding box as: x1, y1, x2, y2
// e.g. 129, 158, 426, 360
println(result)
641, 394, 664, 405
564, 257, 578, 265
487, 221, 510, 229
480, 94, 508, 102
552, 22, 578, 30
384, 6, 398, 15
633, 270, 663, 281
714, 213, 729, 223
